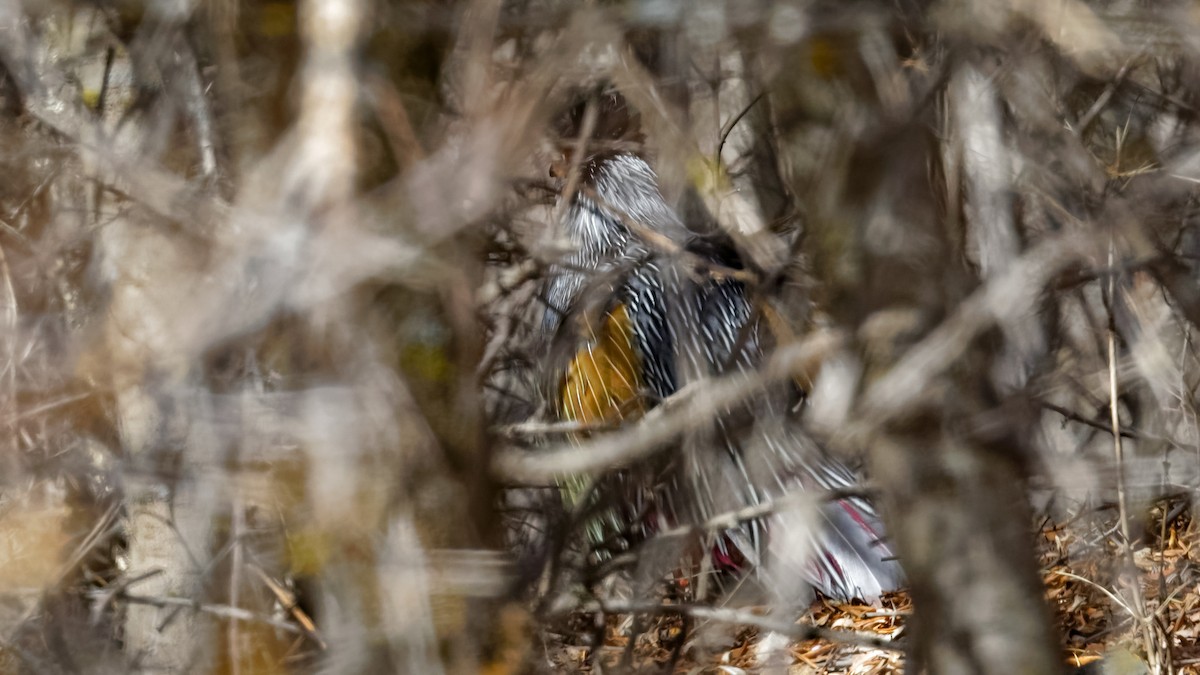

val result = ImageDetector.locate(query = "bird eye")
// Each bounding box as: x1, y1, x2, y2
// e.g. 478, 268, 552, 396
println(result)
549, 151, 570, 179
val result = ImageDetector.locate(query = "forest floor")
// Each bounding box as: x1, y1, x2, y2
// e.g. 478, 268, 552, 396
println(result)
545, 501, 1200, 674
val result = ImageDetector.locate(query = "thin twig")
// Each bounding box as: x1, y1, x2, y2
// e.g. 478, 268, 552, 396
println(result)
0, 240, 16, 468
1042, 401, 1143, 439
497, 417, 623, 439
93, 590, 308, 637
716, 91, 765, 162
249, 564, 327, 649
1046, 569, 1137, 619
1075, 56, 1139, 135
552, 97, 599, 228
1106, 241, 1167, 675
228, 498, 244, 675
367, 72, 427, 172
646, 484, 879, 544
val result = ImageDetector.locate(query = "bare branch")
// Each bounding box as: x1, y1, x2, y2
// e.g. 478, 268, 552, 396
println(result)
493, 329, 843, 482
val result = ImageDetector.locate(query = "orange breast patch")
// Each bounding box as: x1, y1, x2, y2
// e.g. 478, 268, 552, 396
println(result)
560, 303, 645, 426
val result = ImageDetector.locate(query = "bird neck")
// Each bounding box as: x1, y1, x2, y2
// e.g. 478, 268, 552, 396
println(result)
564, 153, 684, 260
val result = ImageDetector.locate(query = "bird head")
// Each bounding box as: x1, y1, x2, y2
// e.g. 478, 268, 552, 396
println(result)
549, 86, 645, 182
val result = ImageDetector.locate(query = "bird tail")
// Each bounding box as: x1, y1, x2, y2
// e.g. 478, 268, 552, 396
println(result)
680, 409, 903, 602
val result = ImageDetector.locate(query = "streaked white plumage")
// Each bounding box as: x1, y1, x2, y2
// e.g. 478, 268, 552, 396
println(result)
546, 151, 902, 601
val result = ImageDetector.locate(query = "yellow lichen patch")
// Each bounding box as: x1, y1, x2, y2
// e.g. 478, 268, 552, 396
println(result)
81, 88, 102, 110
560, 303, 644, 426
